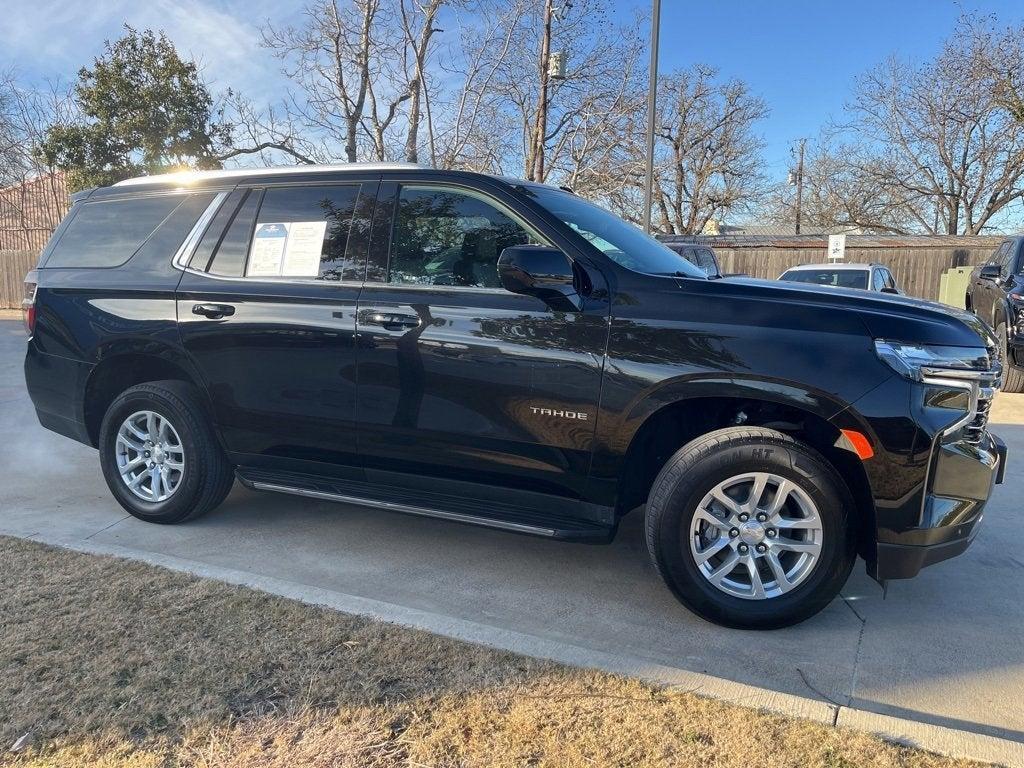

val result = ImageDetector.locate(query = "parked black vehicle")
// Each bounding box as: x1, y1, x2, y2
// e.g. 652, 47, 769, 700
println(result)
23, 165, 1007, 629
659, 241, 723, 277
966, 236, 1024, 392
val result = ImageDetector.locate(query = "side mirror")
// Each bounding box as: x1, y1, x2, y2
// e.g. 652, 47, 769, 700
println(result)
980, 264, 1001, 280
497, 245, 580, 310
880, 286, 900, 295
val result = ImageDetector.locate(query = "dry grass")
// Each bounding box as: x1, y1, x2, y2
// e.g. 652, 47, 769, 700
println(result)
0, 536, 981, 768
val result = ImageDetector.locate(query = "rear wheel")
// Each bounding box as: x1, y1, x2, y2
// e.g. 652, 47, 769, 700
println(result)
645, 427, 856, 629
996, 322, 1024, 393
99, 381, 235, 523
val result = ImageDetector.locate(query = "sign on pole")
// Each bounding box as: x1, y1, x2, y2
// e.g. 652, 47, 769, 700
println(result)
827, 234, 846, 262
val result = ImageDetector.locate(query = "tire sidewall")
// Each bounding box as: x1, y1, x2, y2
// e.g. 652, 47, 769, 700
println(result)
651, 439, 853, 629
99, 387, 207, 523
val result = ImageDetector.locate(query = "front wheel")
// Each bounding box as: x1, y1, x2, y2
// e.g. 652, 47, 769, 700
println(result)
99, 381, 235, 524
645, 427, 856, 629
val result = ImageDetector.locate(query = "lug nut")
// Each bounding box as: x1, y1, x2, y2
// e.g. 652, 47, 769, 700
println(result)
756, 512, 767, 522
738, 543, 749, 554
144, 451, 150, 457
729, 527, 739, 538
756, 543, 767, 554
738, 513, 749, 522
766, 528, 777, 538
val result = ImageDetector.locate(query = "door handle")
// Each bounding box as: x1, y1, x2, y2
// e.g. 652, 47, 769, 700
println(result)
360, 310, 421, 330
192, 303, 235, 319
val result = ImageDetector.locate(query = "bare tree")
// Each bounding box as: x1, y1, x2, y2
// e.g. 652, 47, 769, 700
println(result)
603, 66, 767, 234
427, 0, 529, 171
0, 71, 73, 246
400, 0, 444, 162
814, 14, 1024, 235
262, 0, 383, 163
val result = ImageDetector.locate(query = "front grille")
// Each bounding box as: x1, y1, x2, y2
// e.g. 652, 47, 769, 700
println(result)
963, 385, 995, 443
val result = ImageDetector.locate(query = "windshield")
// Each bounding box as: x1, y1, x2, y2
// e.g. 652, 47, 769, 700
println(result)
517, 185, 706, 278
780, 268, 869, 290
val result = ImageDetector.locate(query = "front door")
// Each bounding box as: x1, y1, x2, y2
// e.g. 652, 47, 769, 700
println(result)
176, 178, 377, 476
354, 179, 609, 503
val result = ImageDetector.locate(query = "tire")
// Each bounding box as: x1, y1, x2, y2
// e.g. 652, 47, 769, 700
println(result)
645, 427, 856, 630
98, 380, 235, 524
996, 322, 1024, 393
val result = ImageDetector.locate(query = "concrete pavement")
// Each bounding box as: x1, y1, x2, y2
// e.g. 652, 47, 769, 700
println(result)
2, 319, 1022, 765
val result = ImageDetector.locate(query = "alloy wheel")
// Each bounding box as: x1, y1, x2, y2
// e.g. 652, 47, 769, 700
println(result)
115, 410, 185, 502
688, 472, 823, 600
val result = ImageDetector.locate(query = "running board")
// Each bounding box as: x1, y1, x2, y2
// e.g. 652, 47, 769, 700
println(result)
235, 468, 613, 542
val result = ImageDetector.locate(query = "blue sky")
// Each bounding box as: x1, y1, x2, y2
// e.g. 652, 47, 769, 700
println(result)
5, 0, 1024, 184
651, 0, 1024, 178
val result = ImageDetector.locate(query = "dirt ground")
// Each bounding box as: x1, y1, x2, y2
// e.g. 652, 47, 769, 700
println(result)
0, 536, 983, 768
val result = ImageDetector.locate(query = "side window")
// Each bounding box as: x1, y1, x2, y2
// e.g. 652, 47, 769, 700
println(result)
189, 190, 247, 273
883, 268, 897, 289
999, 241, 1015, 275
991, 242, 1010, 271
46, 194, 186, 268
872, 269, 887, 291
678, 247, 698, 266
388, 185, 542, 288
210, 191, 262, 277
209, 185, 361, 280
696, 248, 718, 276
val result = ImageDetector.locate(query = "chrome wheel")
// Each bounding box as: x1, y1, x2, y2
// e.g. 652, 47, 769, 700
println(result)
115, 410, 185, 502
689, 472, 823, 600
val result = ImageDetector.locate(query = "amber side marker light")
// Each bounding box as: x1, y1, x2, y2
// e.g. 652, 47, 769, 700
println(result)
839, 429, 874, 460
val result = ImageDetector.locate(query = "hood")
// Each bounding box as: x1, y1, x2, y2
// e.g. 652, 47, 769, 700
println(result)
694, 275, 995, 349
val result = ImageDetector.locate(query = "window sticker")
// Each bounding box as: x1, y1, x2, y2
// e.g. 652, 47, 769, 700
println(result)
246, 221, 328, 277
248, 223, 288, 276
282, 221, 328, 276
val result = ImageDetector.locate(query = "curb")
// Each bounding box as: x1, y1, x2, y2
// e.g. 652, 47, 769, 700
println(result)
9, 529, 1024, 768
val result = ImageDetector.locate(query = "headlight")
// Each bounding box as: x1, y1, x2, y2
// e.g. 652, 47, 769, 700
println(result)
874, 340, 989, 383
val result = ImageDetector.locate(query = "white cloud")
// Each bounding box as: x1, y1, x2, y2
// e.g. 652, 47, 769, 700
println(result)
2, 0, 288, 101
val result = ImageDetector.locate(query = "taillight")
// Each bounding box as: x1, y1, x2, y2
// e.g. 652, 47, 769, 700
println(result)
22, 270, 37, 337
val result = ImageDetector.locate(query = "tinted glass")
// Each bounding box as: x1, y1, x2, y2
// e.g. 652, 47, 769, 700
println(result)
519, 185, 705, 278
695, 248, 718, 276
189, 190, 247, 271
244, 185, 359, 280
389, 186, 538, 287
209, 190, 261, 277
872, 269, 886, 291
47, 194, 185, 267
780, 268, 869, 290
998, 241, 1015, 274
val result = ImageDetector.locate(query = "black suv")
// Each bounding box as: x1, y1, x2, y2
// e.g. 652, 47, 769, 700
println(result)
23, 165, 1006, 629
966, 236, 1024, 392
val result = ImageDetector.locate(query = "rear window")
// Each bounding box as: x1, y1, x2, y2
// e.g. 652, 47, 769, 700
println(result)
780, 268, 869, 290
46, 194, 187, 268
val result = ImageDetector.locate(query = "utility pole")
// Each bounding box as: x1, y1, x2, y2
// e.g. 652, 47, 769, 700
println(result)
642, 0, 662, 234
530, 0, 555, 182
794, 138, 806, 235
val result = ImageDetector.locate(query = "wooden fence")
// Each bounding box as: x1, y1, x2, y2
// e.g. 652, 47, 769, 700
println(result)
0, 251, 39, 309
0, 236, 1009, 309
660, 235, 1005, 301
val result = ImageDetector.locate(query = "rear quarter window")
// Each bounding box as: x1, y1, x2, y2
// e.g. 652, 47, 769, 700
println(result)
44, 194, 187, 268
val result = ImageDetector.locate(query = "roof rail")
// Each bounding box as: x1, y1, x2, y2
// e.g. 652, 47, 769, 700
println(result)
112, 162, 423, 187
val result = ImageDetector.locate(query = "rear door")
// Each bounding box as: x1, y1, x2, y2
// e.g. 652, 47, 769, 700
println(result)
176, 177, 377, 476
353, 177, 609, 504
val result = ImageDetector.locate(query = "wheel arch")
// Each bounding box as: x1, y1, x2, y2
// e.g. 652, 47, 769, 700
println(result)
614, 391, 877, 562
83, 346, 212, 447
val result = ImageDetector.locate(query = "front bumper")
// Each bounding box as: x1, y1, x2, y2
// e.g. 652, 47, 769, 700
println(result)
871, 431, 1006, 581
